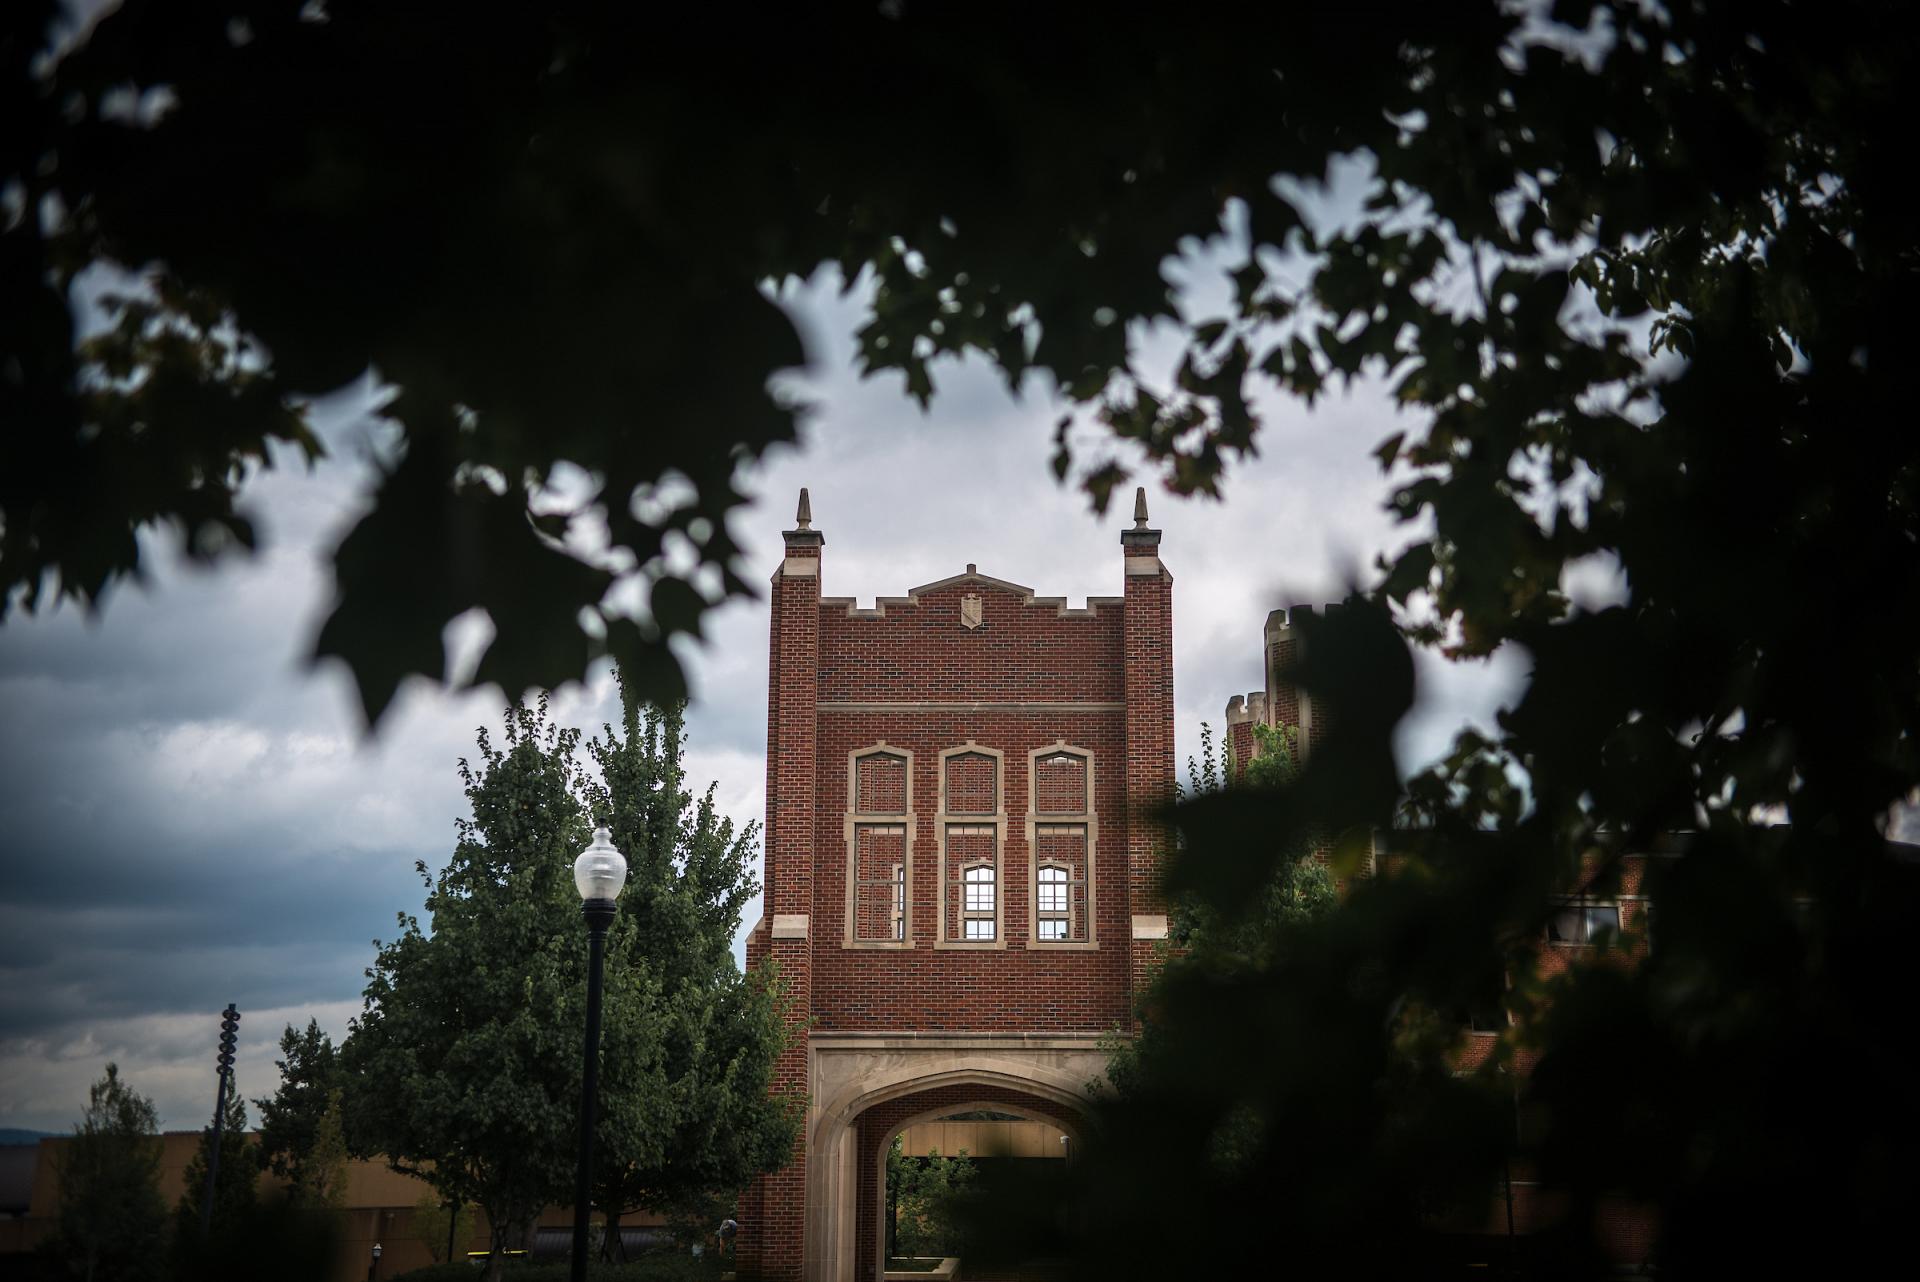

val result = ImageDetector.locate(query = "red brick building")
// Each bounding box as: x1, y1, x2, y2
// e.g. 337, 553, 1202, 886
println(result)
736, 489, 1175, 1282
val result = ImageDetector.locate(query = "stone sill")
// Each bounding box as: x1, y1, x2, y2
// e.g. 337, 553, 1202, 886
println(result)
883, 1258, 960, 1281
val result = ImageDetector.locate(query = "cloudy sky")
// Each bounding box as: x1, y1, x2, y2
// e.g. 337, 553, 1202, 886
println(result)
0, 226, 1540, 1136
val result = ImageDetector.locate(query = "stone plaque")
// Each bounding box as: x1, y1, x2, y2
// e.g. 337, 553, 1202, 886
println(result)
960, 595, 984, 629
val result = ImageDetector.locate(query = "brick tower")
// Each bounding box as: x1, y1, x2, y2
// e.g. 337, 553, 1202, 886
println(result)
736, 488, 1175, 1282
1223, 605, 1327, 780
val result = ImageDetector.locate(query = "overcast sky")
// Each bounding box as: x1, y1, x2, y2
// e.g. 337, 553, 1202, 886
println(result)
0, 233, 1543, 1135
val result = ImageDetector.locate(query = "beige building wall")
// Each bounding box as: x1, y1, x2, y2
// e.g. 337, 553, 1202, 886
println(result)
3, 1132, 663, 1282
893, 1119, 1070, 1159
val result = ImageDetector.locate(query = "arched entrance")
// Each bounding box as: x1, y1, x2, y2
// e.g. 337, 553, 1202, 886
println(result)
857, 1085, 1087, 1281
801, 1034, 1108, 1282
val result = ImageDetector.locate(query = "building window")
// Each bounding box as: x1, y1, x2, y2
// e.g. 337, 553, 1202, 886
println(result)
1028, 743, 1096, 947
889, 862, 905, 939
945, 825, 999, 942
1547, 903, 1620, 945
937, 744, 1005, 946
1032, 829, 1088, 942
846, 746, 913, 948
1037, 864, 1071, 940
962, 863, 996, 939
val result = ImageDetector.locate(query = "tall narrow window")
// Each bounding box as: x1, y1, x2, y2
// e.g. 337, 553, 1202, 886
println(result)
963, 862, 997, 940
1032, 827, 1088, 942
937, 743, 1004, 946
1036, 864, 1070, 940
853, 824, 908, 941
945, 825, 999, 941
1028, 744, 1096, 947
845, 746, 913, 948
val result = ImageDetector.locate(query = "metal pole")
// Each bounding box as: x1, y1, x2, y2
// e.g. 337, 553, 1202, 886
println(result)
571, 901, 615, 1282
200, 1003, 239, 1237
447, 1200, 457, 1264
199, 1069, 227, 1237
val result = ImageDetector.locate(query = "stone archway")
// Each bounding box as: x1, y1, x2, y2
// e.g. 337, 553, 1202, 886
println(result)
856, 1084, 1088, 1282
801, 1034, 1108, 1282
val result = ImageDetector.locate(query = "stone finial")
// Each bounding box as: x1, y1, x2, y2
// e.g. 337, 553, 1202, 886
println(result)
795, 487, 812, 530
1132, 486, 1150, 529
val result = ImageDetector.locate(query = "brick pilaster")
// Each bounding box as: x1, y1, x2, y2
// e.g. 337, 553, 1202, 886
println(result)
1121, 490, 1174, 1003
739, 493, 822, 1282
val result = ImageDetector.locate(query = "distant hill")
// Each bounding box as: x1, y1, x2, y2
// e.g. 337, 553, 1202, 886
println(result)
0, 1129, 54, 1146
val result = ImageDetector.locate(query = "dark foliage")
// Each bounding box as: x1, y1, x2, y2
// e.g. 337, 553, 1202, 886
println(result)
168, 1090, 254, 1260
10, 2, 1898, 731
161, 1196, 340, 1282
41, 1064, 166, 1282
253, 1018, 341, 1202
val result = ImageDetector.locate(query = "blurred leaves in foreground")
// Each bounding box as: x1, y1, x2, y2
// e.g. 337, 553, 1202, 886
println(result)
6, 2, 1913, 736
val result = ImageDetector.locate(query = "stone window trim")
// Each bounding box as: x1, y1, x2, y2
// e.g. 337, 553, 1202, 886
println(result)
941, 829, 1004, 948
935, 742, 1006, 950
960, 859, 998, 940
1035, 861, 1076, 942
844, 743, 916, 950
1025, 742, 1098, 949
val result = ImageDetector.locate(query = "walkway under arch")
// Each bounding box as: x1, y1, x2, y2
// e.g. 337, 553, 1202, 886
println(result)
856, 1084, 1088, 1282
800, 1034, 1108, 1282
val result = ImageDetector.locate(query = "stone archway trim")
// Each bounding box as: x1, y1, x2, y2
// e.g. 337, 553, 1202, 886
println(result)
802, 1035, 1112, 1282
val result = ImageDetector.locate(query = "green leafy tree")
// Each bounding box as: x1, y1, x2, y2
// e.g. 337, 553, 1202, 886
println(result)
44, 1063, 166, 1282
302, 1090, 351, 1213
886, 1140, 976, 1261
171, 1091, 256, 1256
340, 697, 628, 1281
254, 1019, 341, 1206
1171, 721, 1334, 959
411, 1192, 476, 1265
1107, 721, 1334, 1102
579, 693, 796, 1253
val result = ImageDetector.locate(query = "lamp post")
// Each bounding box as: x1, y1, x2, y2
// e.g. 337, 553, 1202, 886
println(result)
199, 1003, 240, 1236
570, 826, 627, 1282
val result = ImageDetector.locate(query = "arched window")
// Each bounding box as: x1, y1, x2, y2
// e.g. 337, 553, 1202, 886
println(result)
938, 743, 1005, 947
1037, 864, 1071, 940
1027, 743, 1096, 946
962, 863, 997, 940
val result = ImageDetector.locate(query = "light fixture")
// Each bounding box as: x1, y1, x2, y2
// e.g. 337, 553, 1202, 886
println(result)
573, 826, 628, 905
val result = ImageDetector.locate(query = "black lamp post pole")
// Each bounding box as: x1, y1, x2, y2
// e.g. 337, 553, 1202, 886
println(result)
200, 1004, 240, 1237
199, 1072, 228, 1236
570, 900, 616, 1282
